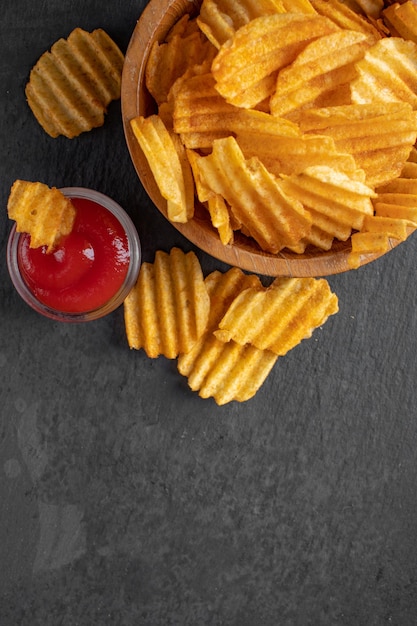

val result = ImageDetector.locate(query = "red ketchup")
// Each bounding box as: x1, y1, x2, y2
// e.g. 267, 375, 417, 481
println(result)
18, 197, 130, 313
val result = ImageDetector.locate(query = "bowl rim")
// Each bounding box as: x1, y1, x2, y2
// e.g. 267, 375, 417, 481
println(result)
121, 0, 408, 277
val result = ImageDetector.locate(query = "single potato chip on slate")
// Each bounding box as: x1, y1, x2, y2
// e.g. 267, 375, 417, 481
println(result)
25, 27, 124, 138
123, 247, 210, 359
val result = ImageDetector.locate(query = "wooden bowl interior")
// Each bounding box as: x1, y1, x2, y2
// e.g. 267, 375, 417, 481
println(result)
121, 0, 401, 277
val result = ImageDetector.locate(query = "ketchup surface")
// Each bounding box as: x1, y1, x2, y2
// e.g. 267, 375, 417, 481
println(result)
18, 197, 130, 313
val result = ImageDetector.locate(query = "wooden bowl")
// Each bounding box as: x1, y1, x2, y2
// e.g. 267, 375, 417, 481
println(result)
121, 0, 402, 277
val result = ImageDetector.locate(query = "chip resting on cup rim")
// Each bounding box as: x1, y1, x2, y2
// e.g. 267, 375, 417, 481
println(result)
123, 248, 210, 359
25, 27, 124, 139
7, 179, 76, 252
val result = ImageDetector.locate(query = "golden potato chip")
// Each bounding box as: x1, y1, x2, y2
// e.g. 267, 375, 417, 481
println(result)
197, 0, 289, 49
348, 190, 414, 268
348, 230, 391, 269
236, 131, 358, 177
270, 30, 373, 119
203, 266, 263, 333
383, 1, 417, 42
7, 180, 76, 252
311, 0, 383, 37
197, 0, 236, 49
124, 248, 210, 358
297, 102, 417, 187
207, 195, 235, 245
362, 214, 408, 240
130, 115, 194, 223
350, 37, 417, 110
373, 161, 417, 226
145, 20, 216, 105
280, 164, 375, 250
171, 71, 240, 148
192, 136, 312, 253
180, 336, 278, 405
214, 276, 338, 355
177, 267, 276, 405
171, 71, 299, 149
211, 13, 339, 108
25, 28, 124, 138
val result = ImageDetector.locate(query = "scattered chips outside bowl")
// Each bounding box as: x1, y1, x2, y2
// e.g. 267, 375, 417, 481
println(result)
121, 0, 417, 277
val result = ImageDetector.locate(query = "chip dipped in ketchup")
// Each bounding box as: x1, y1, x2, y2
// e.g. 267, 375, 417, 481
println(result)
7, 188, 141, 322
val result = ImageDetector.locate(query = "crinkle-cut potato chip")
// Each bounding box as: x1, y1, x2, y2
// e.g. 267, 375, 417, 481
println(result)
177, 267, 277, 405
373, 161, 417, 226
206, 195, 235, 245
362, 214, 409, 240
280, 165, 375, 250
211, 13, 340, 108
145, 18, 217, 105
204, 266, 263, 334
197, 0, 289, 49
311, 0, 383, 36
192, 136, 313, 253
26, 27, 124, 139
170, 71, 299, 149
180, 336, 278, 405
383, 1, 417, 43
124, 248, 210, 359
7, 180, 76, 253
297, 102, 417, 187
348, 162, 417, 267
348, 230, 391, 268
130, 114, 194, 223
214, 276, 338, 356
270, 30, 373, 119
236, 131, 358, 177
350, 37, 417, 110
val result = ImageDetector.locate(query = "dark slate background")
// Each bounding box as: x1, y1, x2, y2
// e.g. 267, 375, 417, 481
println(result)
1, 1, 417, 624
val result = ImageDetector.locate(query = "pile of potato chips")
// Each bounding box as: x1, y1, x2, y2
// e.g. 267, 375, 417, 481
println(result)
130, 0, 417, 269
124, 247, 338, 405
